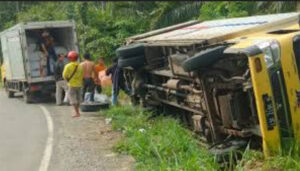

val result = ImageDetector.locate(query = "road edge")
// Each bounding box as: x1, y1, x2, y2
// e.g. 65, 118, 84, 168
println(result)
38, 105, 54, 171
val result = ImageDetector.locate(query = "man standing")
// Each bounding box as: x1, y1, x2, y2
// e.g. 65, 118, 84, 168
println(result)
106, 58, 130, 106
38, 30, 57, 75
54, 53, 68, 105
63, 51, 83, 118
80, 53, 95, 102
94, 57, 106, 94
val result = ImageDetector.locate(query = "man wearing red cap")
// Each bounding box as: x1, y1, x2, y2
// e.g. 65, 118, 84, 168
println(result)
63, 51, 83, 117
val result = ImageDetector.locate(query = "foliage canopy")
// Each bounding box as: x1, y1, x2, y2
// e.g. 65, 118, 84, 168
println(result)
0, 1, 298, 62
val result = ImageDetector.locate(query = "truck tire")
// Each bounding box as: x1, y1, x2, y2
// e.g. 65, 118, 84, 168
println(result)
8, 91, 14, 98
118, 55, 145, 68
116, 43, 145, 58
182, 46, 227, 72
23, 90, 33, 104
80, 102, 109, 112
4, 82, 14, 98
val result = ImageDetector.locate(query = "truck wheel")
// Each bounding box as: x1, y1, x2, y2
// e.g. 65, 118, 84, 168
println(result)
118, 55, 145, 68
116, 43, 145, 58
23, 90, 33, 104
7, 91, 14, 98
182, 46, 227, 72
80, 102, 109, 112
4, 82, 14, 98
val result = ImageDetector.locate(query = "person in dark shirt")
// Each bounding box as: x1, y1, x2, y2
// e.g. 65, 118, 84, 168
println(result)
38, 30, 57, 76
54, 54, 68, 105
106, 57, 130, 105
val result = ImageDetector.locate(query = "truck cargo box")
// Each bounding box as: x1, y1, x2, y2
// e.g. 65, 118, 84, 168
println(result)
0, 20, 78, 83
0, 20, 79, 102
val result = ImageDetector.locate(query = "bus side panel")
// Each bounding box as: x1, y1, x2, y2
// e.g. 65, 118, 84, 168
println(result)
249, 54, 281, 156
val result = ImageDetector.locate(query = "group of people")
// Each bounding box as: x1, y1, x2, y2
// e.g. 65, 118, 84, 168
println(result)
55, 51, 129, 118
38, 30, 130, 118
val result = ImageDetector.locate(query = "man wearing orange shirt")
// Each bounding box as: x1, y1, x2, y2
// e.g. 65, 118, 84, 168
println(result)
94, 57, 106, 93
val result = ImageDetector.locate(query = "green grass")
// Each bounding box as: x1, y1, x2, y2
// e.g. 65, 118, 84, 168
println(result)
100, 105, 219, 171
236, 143, 300, 171
101, 85, 130, 103
100, 105, 300, 171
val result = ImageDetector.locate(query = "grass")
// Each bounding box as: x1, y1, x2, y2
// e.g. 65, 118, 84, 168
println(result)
236, 143, 300, 171
101, 85, 130, 103
99, 102, 300, 170
100, 105, 219, 171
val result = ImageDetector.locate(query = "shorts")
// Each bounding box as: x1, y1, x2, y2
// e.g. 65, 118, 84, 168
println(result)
67, 87, 82, 105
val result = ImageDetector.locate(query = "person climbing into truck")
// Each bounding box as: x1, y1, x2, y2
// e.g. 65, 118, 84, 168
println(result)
94, 57, 107, 94
80, 53, 95, 102
54, 53, 69, 105
38, 30, 57, 76
106, 57, 131, 106
63, 51, 83, 118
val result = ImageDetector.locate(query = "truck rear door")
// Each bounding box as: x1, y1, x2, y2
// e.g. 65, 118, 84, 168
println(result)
4, 31, 26, 80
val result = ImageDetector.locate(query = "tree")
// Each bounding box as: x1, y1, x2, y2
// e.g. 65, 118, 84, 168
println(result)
199, 2, 257, 20
256, 1, 296, 14
150, 2, 202, 29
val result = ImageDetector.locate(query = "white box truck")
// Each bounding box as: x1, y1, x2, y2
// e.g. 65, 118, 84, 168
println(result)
0, 20, 79, 103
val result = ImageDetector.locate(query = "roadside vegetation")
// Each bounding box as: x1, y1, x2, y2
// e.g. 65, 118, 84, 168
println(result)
0, 1, 299, 63
101, 105, 300, 170
100, 106, 219, 170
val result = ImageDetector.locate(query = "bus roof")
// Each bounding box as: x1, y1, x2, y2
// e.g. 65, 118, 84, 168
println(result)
129, 12, 300, 46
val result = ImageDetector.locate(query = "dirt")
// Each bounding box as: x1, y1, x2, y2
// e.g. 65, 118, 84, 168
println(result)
45, 104, 135, 171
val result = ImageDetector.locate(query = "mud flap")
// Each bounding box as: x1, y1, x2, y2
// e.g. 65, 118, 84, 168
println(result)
248, 54, 281, 157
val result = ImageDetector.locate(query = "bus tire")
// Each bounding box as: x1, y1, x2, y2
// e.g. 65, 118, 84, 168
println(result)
118, 55, 145, 68
116, 43, 145, 58
182, 46, 227, 72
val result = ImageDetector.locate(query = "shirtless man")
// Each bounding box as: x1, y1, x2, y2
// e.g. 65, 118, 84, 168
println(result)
80, 53, 95, 102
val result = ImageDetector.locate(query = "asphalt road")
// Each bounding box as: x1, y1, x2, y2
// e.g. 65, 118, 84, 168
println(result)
0, 89, 134, 171
0, 91, 47, 171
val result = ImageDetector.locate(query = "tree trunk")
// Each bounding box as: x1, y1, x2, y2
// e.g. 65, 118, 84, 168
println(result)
297, 2, 300, 11
16, 1, 19, 12
101, 1, 106, 13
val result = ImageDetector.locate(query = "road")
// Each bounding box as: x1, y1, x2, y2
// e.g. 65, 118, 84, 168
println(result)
0, 89, 134, 171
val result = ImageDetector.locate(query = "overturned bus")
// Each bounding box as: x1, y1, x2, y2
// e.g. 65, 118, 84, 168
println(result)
116, 12, 300, 157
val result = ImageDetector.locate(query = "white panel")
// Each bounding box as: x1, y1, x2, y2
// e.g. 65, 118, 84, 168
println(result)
141, 12, 299, 42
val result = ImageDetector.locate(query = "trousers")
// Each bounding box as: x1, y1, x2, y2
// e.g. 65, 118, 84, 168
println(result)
82, 77, 95, 102
55, 80, 68, 105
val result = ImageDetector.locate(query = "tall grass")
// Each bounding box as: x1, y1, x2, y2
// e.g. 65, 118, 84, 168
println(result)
235, 140, 300, 170
100, 105, 300, 170
100, 105, 220, 171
